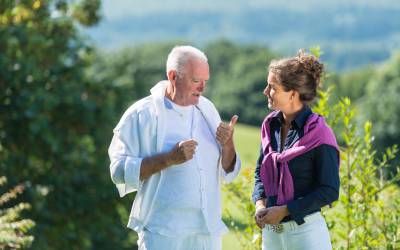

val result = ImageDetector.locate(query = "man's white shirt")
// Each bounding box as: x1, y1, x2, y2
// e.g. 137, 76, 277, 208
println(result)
108, 81, 241, 236
145, 98, 225, 236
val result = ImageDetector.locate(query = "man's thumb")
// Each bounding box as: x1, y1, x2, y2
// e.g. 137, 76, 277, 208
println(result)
229, 115, 239, 127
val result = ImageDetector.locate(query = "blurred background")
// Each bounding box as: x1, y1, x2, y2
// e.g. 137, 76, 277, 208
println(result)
1, 0, 399, 249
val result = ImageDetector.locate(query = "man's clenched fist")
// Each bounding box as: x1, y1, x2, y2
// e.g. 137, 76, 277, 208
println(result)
169, 139, 198, 165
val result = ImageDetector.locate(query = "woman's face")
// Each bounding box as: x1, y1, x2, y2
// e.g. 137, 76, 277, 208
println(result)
263, 71, 293, 111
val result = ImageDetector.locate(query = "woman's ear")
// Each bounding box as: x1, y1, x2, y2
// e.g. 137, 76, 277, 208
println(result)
291, 90, 299, 101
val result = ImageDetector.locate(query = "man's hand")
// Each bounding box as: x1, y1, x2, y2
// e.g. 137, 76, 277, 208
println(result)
169, 139, 198, 165
259, 205, 289, 225
216, 115, 238, 147
140, 139, 198, 181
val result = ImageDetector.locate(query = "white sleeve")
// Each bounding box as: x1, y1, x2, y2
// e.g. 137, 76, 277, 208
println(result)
108, 135, 143, 197
108, 109, 149, 197
220, 153, 241, 183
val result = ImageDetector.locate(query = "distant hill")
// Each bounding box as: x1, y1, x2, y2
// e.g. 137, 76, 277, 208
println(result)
85, 0, 400, 71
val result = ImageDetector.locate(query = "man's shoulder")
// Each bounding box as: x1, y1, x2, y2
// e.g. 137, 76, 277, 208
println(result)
128, 95, 155, 112
119, 96, 156, 123
199, 96, 216, 110
198, 96, 221, 125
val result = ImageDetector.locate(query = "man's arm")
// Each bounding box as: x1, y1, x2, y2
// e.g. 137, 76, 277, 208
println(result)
109, 136, 198, 196
220, 143, 236, 173
216, 115, 238, 173
140, 139, 198, 181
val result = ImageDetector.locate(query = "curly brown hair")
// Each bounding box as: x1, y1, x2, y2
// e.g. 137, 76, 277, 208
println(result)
268, 49, 324, 104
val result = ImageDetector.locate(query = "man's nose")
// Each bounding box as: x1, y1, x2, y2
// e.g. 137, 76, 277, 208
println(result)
197, 81, 206, 91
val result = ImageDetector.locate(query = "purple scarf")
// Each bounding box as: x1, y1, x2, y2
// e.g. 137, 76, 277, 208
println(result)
260, 111, 340, 205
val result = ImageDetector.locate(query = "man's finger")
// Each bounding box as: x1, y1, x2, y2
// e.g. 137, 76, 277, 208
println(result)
187, 139, 198, 144
217, 126, 230, 133
229, 115, 238, 128
218, 122, 229, 129
183, 139, 198, 146
216, 130, 226, 137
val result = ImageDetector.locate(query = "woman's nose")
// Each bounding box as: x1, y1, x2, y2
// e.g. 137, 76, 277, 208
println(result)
263, 86, 270, 96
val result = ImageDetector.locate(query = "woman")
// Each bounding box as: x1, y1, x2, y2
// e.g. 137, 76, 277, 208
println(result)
252, 50, 340, 250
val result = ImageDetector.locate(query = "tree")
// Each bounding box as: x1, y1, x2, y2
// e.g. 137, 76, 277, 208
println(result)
86, 42, 176, 108
326, 66, 375, 103
358, 51, 400, 157
204, 40, 277, 125
1, 1, 137, 249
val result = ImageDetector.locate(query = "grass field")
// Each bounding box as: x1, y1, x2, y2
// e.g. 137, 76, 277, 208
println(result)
221, 123, 261, 250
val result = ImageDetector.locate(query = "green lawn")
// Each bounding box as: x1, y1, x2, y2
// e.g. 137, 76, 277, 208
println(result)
222, 123, 261, 250
232, 123, 261, 167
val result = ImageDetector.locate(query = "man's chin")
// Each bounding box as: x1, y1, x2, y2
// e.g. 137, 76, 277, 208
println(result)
192, 96, 200, 104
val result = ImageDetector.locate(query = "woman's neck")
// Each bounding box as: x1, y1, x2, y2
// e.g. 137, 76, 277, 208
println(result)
282, 103, 304, 126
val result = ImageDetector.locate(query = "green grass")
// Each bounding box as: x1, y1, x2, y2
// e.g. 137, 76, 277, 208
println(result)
222, 231, 242, 250
233, 123, 261, 167
222, 123, 261, 250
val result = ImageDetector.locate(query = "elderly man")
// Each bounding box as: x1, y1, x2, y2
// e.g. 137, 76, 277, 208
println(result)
108, 45, 241, 250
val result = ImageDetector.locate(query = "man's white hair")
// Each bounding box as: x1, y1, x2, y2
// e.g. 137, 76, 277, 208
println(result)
166, 45, 208, 77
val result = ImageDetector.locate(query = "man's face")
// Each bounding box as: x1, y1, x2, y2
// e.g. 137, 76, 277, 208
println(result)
174, 59, 209, 106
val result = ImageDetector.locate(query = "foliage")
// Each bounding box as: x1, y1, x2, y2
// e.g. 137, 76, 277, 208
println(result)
358, 52, 400, 156
0, 176, 35, 249
205, 40, 277, 125
222, 124, 261, 250
322, 96, 400, 249
0, 1, 137, 249
326, 66, 375, 103
223, 167, 261, 250
86, 42, 176, 108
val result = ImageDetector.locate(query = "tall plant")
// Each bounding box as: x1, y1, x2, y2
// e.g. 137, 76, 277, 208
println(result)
0, 176, 35, 249
320, 96, 400, 249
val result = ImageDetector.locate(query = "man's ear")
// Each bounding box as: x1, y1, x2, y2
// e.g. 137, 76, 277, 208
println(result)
167, 70, 177, 81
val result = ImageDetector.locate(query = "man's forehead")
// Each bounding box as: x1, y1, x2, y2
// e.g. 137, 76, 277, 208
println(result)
184, 60, 209, 73
187, 58, 208, 67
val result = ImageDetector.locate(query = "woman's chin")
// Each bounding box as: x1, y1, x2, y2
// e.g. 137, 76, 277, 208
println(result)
267, 103, 274, 110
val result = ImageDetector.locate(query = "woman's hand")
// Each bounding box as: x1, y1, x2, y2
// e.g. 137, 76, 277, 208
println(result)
260, 205, 289, 225
255, 206, 268, 229
254, 199, 268, 229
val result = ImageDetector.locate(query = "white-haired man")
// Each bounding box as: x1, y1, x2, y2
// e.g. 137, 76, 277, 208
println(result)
108, 45, 241, 250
